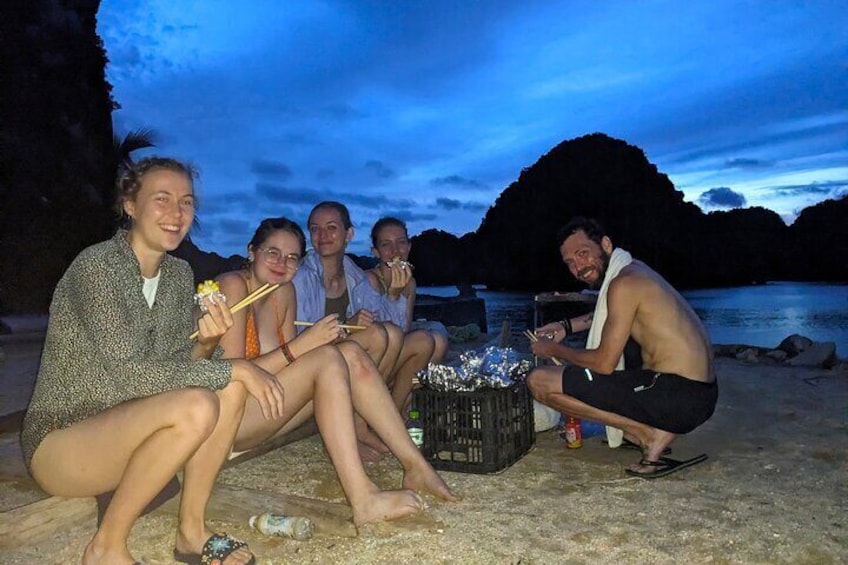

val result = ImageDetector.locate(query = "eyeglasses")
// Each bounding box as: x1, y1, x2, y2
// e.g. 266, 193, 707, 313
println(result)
258, 247, 300, 267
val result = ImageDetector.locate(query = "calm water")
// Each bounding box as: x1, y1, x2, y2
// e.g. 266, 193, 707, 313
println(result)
420, 282, 848, 357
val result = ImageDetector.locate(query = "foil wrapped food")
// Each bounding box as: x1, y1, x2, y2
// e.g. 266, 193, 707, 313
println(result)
419, 346, 532, 391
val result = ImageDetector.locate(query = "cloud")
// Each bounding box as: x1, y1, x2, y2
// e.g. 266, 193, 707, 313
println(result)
767, 180, 848, 198
698, 187, 747, 209
724, 158, 774, 169
251, 159, 293, 179
430, 175, 487, 189
364, 160, 395, 179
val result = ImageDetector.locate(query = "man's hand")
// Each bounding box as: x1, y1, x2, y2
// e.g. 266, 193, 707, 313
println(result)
530, 333, 561, 359
232, 360, 286, 420
534, 321, 565, 343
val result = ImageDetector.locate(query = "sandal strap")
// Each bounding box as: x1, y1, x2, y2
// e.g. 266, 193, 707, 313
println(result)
202, 533, 248, 563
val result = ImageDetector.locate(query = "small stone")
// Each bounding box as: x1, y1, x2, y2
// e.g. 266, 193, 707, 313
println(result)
735, 348, 758, 362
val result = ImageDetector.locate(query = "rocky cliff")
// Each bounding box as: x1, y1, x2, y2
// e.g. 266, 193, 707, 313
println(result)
0, 0, 114, 312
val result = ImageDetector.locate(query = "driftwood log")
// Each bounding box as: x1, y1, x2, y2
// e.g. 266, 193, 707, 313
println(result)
0, 420, 367, 549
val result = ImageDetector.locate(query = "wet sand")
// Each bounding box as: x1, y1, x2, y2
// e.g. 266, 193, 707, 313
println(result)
0, 340, 846, 563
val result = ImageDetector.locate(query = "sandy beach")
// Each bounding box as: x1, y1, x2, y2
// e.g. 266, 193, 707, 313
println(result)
0, 329, 846, 564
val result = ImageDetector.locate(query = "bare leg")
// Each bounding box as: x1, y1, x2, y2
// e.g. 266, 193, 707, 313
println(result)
389, 330, 434, 412
347, 325, 393, 459
238, 344, 423, 525
175, 382, 256, 564
379, 322, 404, 378
526, 367, 677, 468
347, 323, 388, 368
338, 342, 458, 502
430, 330, 448, 364
30, 388, 223, 565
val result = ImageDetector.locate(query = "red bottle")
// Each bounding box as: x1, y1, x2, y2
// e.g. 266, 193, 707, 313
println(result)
564, 415, 583, 449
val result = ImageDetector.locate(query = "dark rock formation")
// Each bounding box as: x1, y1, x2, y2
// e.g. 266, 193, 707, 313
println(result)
412, 134, 846, 289
170, 238, 245, 285
785, 195, 848, 281
1, 0, 114, 312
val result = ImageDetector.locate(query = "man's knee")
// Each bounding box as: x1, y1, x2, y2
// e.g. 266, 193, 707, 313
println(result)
526, 368, 559, 400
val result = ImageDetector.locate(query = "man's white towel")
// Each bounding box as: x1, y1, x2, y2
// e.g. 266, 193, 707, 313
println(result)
585, 248, 633, 447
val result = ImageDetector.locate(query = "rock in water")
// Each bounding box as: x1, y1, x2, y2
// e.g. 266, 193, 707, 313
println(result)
777, 334, 814, 357
787, 342, 837, 368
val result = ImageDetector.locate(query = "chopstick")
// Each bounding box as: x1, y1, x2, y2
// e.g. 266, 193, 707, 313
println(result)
294, 321, 367, 331
189, 283, 280, 340
524, 329, 563, 366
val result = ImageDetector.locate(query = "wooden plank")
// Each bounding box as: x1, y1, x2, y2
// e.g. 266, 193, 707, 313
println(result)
156, 483, 357, 538
0, 423, 321, 548
0, 496, 96, 549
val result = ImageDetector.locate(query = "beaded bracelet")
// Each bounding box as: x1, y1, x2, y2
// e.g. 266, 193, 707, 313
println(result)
281, 342, 297, 364
559, 318, 573, 337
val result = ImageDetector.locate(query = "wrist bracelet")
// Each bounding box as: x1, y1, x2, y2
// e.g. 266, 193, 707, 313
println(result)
281, 342, 296, 364
560, 318, 573, 337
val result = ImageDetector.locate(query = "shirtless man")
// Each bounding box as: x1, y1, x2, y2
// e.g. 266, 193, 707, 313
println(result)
527, 217, 717, 478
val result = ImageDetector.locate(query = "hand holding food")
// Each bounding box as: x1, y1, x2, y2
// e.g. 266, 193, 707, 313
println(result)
386, 257, 412, 296
194, 280, 227, 312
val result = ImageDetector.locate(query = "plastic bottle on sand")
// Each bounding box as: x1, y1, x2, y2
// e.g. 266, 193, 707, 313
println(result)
406, 408, 424, 447
249, 513, 314, 540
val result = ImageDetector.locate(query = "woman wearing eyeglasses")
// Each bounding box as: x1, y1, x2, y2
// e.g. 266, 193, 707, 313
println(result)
215, 217, 457, 523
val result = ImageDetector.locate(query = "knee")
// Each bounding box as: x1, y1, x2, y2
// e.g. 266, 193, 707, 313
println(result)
384, 322, 403, 348
317, 344, 348, 372
177, 388, 220, 436
525, 369, 548, 400
340, 343, 380, 382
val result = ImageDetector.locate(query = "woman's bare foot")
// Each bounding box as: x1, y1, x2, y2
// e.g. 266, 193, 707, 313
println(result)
355, 423, 390, 458
351, 489, 424, 526
402, 463, 459, 502
358, 440, 385, 463
82, 537, 135, 565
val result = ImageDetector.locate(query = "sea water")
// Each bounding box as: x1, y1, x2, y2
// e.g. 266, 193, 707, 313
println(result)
420, 282, 848, 357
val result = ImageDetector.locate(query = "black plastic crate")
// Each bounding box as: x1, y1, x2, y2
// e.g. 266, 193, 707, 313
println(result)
412, 384, 535, 474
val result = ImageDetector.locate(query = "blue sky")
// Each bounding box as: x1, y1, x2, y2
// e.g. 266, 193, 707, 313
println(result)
97, 0, 848, 257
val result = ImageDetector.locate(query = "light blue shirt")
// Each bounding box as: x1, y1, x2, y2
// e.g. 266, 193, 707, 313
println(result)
293, 252, 408, 330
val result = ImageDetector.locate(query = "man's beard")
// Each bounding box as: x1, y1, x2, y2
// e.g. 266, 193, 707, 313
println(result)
586, 250, 611, 290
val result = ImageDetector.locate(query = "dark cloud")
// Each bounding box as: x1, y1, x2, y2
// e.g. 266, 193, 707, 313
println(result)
251, 159, 292, 179
430, 175, 487, 189
723, 158, 773, 169
364, 160, 395, 179
435, 197, 487, 212
698, 187, 747, 209
767, 180, 848, 198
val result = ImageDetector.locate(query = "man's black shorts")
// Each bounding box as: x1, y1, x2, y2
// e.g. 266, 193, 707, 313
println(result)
560, 366, 717, 434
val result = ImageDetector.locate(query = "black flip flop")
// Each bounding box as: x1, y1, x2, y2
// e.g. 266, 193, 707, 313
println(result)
625, 454, 709, 479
